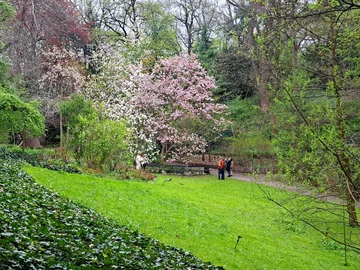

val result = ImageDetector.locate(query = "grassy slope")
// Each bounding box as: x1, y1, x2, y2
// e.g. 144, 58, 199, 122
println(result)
25, 166, 360, 270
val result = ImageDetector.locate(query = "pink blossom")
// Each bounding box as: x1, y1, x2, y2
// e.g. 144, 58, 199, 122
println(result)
84, 46, 230, 162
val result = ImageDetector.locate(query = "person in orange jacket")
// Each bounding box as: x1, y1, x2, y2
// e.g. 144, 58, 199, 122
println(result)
218, 157, 225, 180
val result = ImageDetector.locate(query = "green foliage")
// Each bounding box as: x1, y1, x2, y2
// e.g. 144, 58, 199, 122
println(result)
0, 0, 14, 24
227, 96, 272, 136
121, 2, 179, 65
75, 118, 130, 171
60, 93, 96, 157
0, 2, 15, 92
0, 146, 81, 174
0, 58, 25, 96
220, 134, 276, 174
220, 96, 274, 159
343, 99, 360, 133
224, 134, 275, 158
61, 94, 132, 171
0, 89, 45, 137
212, 97, 275, 173
0, 156, 222, 269
60, 93, 96, 130
213, 52, 254, 102
139, 1, 179, 59
272, 72, 360, 191
0, 61, 10, 89
193, 27, 219, 75
0, 132, 7, 144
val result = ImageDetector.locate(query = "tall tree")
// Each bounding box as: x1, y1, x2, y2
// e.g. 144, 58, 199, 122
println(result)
84, 44, 228, 162
83, 43, 157, 158
213, 52, 254, 102
1, 0, 90, 145
7, 0, 89, 58
268, 0, 360, 228
138, 1, 180, 59
225, 0, 279, 113
38, 46, 86, 148
136, 54, 229, 162
170, 0, 219, 55
75, 0, 141, 43
0, 0, 14, 89
4, 0, 89, 106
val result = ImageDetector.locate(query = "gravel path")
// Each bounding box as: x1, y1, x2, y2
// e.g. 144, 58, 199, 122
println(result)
209, 169, 347, 205
210, 168, 291, 189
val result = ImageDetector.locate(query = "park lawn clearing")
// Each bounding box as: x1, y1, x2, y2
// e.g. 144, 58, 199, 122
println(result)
25, 166, 360, 270
1, 158, 222, 269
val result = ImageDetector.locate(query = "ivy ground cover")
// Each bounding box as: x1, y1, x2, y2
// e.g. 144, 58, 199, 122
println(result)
0, 157, 222, 269
26, 166, 360, 270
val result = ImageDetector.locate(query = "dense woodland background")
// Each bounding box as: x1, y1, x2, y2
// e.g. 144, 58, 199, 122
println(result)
0, 0, 359, 227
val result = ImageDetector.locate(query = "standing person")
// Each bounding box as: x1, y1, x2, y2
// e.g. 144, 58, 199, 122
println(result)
218, 157, 225, 180
141, 153, 149, 170
226, 158, 233, 177
135, 152, 144, 170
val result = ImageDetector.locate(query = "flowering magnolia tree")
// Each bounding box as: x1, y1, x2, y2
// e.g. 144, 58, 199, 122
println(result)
85, 45, 228, 162
83, 44, 159, 160
136, 54, 228, 162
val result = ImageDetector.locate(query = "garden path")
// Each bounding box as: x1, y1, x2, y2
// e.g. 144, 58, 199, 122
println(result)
209, 168, 297, 190
209, 169, 346, 205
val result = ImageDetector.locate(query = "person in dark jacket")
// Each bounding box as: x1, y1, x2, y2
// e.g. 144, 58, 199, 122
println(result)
226, 158, 233, 177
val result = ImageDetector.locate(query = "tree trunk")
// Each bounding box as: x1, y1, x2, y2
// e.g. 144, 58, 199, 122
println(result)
247, 3, 272, 113
346, 191, 358, 227
329, 17, 358, 227
256, 76, 271, 112
161, 142, 166, 164
60, 111, 63, 149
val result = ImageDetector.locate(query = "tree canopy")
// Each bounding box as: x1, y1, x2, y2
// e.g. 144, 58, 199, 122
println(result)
84, 44, 228, 162
0, 89, 44, 138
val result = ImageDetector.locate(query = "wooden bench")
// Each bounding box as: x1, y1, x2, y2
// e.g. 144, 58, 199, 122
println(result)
147, 163, 210, 175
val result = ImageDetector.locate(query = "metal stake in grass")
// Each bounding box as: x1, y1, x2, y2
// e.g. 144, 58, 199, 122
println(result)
234, 235, 242, 250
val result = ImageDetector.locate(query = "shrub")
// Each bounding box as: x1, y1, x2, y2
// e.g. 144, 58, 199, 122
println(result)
78, 118, 131, 171
223, 133, 275, 158
61, 95, 132, 171
98, 167, 156, 182
0, 89, 45, 138
0, 146, 82, 174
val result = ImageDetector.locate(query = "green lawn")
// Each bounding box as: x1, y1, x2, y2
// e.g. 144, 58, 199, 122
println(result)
25, 166, 360, 270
